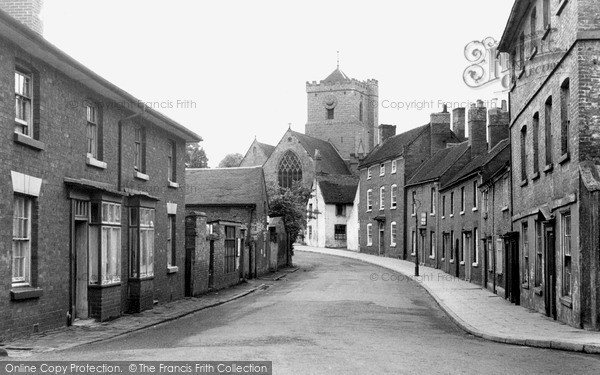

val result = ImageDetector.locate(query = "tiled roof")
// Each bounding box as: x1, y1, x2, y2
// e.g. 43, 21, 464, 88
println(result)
407, 142, 470, 187
323, 68, 350, 83
444, 139, 510, 189
185, 167, 266, 206
317, 175, 359, 204
256, 142, 275, 158
480, 141, 511, 185
291, 131, 351, 175
359, 125, 429, 168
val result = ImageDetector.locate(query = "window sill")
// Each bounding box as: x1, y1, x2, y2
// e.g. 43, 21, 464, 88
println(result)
134, 171, 149, 181
460, 261, 465, 266
534, 286, 543, 296
410, 252, 416, 256
450, 214, 454, 218
430, 213, 435, 216
10, 287, 43, 301
472, 207, 478, 212
472, 262, 479, 268
531, 171, 540, 181
560, 296, 573, 308
14, 132, 45, 151
558, 152, 570, 165
167, 266, 179, 274
543, 163, 554, 173
450, 259, 455, 264
556, 0, 568, 16
89, 282, 122, 289
460, 211, 465, 216
391, 206, 397, 210
128, 276, 155, 282
501, 206, 509, 212
168, 180, 180, 189
520, 179, 528, 187
411, 214, 416, 217
366, 210, 372, 213
429, 256, 435, 260
86, 155, 107, 169
441, 216, 445, 220
390, 244, 396, 248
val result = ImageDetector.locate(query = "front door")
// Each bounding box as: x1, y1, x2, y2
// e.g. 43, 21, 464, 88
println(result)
505, 233, 520, 305
74, 221, 88, 319
544, 226, 557, 319
378, 222, 385, 256
208, 240, 215, 289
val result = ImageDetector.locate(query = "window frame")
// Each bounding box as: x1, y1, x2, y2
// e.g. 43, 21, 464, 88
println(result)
12, 195, 32, 286
429, 231, 435, 259
167, 214, 176, 269
224, 225, 237, 273
390, 222, 397, 247
128, 205, 155, 280
14, 69, 33, 137
366, 189, 373, 212
379, 163, 385, 176
561, 211, 572, 297
391, 160, 397, 174
90, 201, 123, 285
86, 103, 99, 159
391, 184, 398, 209
334, 224, 347, 241
167, 140, 176, 183
379, 186, 385, 211
522, 222, 530, 287
366, 224, 373, 246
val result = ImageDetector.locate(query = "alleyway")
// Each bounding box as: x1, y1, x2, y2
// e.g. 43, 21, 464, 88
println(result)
24, 252, 600, 374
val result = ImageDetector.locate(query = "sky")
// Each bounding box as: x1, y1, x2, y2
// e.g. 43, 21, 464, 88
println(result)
41, 0, 515, 167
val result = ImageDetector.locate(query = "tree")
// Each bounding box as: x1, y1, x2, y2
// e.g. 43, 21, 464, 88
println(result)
267, 182, 314, 245
218, 153, 244, 168
186, 143, 209, 168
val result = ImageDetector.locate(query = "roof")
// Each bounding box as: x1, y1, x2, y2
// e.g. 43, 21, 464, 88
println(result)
407, 142, 470, 187
359, 124, 429, 167
323, 68, 350, 83
185, 167, 267, 206
291, 131, 351, 175
317, 175, 359, 204
0, 9, 201, 142
257, 142, 276, 158
443, 139, 511, 189
498, 0, 528, 52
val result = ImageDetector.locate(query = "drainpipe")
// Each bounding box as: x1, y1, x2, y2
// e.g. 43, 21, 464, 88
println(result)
118, 105, 147, 191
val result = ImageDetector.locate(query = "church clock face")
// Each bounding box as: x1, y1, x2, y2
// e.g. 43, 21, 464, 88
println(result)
323, 95, 337, 109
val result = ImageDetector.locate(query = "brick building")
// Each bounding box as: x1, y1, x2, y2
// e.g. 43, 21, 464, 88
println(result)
358, 108, 461, 258
185, 167, 272, 282
498, 0, 600, 329
0, 2, 201, 340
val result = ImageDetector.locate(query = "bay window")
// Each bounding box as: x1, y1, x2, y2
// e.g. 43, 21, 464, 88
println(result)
89, 201, 122, 285
129, 206, 155, 279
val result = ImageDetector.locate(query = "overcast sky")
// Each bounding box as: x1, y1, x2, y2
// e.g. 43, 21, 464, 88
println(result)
41, 0, 514, 167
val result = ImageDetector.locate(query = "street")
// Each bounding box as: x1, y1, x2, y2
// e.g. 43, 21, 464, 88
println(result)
28, 251, 600, 374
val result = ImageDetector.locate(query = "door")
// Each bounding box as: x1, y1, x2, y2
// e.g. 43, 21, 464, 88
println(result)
74, 221, 88, 319
378, 222, 385, 256
505, 233, 520, 305
544, 226, 557, 319
208, 240, 215, 289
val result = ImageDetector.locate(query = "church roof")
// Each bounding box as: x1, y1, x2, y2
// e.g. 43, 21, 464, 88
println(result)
323, 68, 350, 83
256, 141, 276, 158
317, 175, 359, 204
185, 166, 267, 206
359, 124, 429, 168
291, 131, 351, 175
407, 142, 471, 187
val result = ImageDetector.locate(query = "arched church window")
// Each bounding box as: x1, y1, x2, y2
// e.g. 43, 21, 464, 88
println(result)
278, 151, 302, 189
359, 102, 363, 122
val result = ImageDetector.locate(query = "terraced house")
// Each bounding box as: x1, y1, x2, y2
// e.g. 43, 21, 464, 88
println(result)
0, 1, 201, 340
499, 0, 600, 329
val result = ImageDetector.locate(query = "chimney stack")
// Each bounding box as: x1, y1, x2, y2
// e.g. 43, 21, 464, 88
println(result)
488, 101, 510, 150
468, 101, 488, 157
378, 124, 396, 144
430, 106, 451, 155
452, 107, 466, 141
0, 0, 44, 35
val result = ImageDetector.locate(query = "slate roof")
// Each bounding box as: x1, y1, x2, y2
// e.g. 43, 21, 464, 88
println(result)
291, 131, 351, 175
406, 142, 470, 187
257, 142, 276, 158
359, 124, 429, 168
323, 68, 350, 83
443, 139, 511, 190
317, 175, 359, 204
185, 167, 266, 206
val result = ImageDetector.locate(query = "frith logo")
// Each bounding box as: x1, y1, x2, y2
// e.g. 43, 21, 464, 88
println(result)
463, 37, 510, 90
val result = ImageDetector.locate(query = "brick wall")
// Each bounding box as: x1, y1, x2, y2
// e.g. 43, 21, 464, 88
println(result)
0, 0, 43, 34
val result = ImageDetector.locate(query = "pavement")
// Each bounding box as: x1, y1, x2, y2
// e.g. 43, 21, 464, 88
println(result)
0, 267, 298, 358
296, 245, 600, 355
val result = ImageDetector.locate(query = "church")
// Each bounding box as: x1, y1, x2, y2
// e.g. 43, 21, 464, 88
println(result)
239, 66, 379, 250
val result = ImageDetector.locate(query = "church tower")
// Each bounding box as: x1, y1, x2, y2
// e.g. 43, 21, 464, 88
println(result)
305, 67, 378, 161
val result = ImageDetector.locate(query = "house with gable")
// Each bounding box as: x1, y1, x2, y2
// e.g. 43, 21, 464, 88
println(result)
239, 138, 276, 168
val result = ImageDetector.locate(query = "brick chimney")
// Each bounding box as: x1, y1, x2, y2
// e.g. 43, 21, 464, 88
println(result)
430, 104, 451, 154
487, 100, 510, 150
378, 124, 396, 144
0, 0, 44, 35
468, 100, 488, 157
452, 107, 466, 141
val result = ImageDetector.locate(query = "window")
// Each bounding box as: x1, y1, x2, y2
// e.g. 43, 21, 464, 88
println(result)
327, 108, 334, 120
168, 140, 176, 182
308, 226, 312, 239
488, 239, 494, 272
86, 104, 99, 159
442, 233, 447, 259
530, 7, 538, 51
442, 195, 446, 217
535, 221, 543, 287
430, 187, 436, 215
522, 222, 530, 286
472, 181, 478, 209
380, 163, 385, 176
482, 190, 488, 214
391, 160, 397, 174
562, 212, 572, 297
367, 224, 373, 246
367, 167, 373, 179
359, 102, 363, 122
545, 96, 553, 166
90, 202, 122, 285
390, 222, 397, 246
450, 231, 455, 261
533, 112, 540, 174
15, 69, 32, 136
560, 79, 570, 157
336, 204, 346, 217
390, 185, 398, 209
134, 127, 146, 173
460, 186, 465, 213
503, 176, 510, 208
496, 238, 504, 273
521, 126, 527, 181
411, 231, 416, 255
12, 196, 32, 285
379, 186, 385, 210
278, 150, 302, 188
367, 189, 373, 211
128, 206, 154, 279
335, 225, 347, 240
461, 233, 468, 263
167, 214, 176, 268
224, 226, 237, 273
411, 191, 416, 215
429, 231, 435, 259
450, 192, 454, 215
473, 228, 479, 266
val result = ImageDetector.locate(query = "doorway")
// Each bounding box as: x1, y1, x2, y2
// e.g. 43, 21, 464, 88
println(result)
378, 222, 385, 256
505, 232, 520, 305
209, 240, 215, 289
544, 225, 556, 319
74, 221, 88, 319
